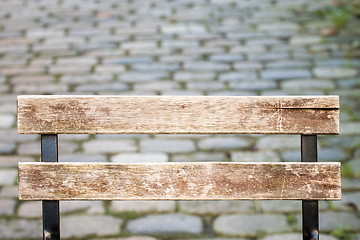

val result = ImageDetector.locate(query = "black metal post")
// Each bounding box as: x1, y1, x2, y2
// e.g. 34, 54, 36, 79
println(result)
41, 134, 60, 240
301, 135, 319, 240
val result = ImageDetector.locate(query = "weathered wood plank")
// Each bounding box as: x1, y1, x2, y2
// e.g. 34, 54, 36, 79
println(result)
17, 95, 340, 134
18, 162, 341, 201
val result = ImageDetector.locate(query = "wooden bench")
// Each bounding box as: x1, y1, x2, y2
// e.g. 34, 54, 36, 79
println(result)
17, 95, 341, 240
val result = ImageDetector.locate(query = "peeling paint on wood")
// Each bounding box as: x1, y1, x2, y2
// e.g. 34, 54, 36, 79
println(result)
17, 95, 340, 134
18, 162, 341, 201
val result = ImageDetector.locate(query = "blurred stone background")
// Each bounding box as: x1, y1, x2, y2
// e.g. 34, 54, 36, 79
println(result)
0, 0, 360, 239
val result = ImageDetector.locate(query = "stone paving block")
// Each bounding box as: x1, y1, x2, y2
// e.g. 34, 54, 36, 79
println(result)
313, 67, 358, 79
111, 201, 176, 213
183, 62, 231, 71
0, 169, 17, 185
260, 200, 301, 213
233, 62, 263, 70
261, 233, 337, 240
187, 82, 224, 91
174, 72, 216, 82
18, 141, 41, 155
0, 199, 16, 216
256, 136, 300, 150
231, 45, 266, 54
209, 54, 244, 62
103, 57, 153, 65
132, 63, 180, 71
331, 192, 360, 211
61, 215, 122, 238
172, 152, 227, 162
214, 214, 291, 237
198, 137, 250, 150
290, 36, 322, 45
0, 186, 18, 198
11, 75, 54, 84
120, 72, 169, 83
18, 201, 42, 218
121, 41, 157, 50
0, 114, 15, 128
261, 69, 312, 80
266, 60, 311, 69
59, 153, 107, 162
316, 58, 360, 67
229, 81, 277, 90
76, 83, 129, 92
232, 150, 281, 162
0, 156, 34, 167
257, 22, 300, 32
111, 153, 168, 163
281, 79, 335, 90
0, 219, 42, 239
56, 57, 98, 65
0, 129, 38, 142
95, 65, 126, 74
61, 201, 105, 214
93, 237, 157, 240
296, 212, 360, 232
83, 139, 137, 154
162, 40, 200, 48
162, 24, 206, 34
179, 200, 255, 214
0, 142, 16, 154
342, 178, 360, 191
246, 38, 283, 46
248, 52, 289, 61
127, 213, 203, 235
343, 158, 360, 177
140, 139, 196, 153
219, 72, 258, 82
0, 103, 16, 114
133, 81, 179, 91
14, 83, 69, 94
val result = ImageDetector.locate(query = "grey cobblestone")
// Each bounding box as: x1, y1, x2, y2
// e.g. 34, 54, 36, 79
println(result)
219, 72, 258, 82
127, 213, 203, 235
179, 201, 255, 214
0, 142, 16, 154
172, 152, 227, 162
61, 215, 122, 238
0, 169, 17, 185
18, 201, 41, 218
232, 150, 281, 162
281, 79, 335, 90
111, 201, 176, 213
140, 139, 196, 153
261, 69, 312, 80
61, 201, 105, 214
198, 137, 250, 150
0, 199, 16, 216
83, 139, 137, 154
313, 67, 358, 79
111, 153, 168, 163
0, 219, 42, 239
214, 214, 291, 237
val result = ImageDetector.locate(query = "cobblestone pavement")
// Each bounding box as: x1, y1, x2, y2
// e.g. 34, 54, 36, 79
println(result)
0, 0, 360, 239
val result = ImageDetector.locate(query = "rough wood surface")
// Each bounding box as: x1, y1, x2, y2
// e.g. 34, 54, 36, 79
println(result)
17, 95, 340, 134
18, 162, 341, 201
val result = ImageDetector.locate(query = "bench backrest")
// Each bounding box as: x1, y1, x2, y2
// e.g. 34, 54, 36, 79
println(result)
17, 95, 341, 240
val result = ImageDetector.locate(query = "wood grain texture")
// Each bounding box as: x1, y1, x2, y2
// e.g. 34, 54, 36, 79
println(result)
17, 95, 340, 134
18, 162, 341, 201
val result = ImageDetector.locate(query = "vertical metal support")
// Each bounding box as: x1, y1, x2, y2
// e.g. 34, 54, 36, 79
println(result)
301, 135, 319, 240
41, 134, 60, 240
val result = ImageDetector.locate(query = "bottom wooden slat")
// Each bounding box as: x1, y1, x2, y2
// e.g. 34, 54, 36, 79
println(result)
18, 162, 341, 201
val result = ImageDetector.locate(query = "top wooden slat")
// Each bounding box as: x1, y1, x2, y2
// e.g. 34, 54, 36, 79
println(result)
17, 95, 340, 135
